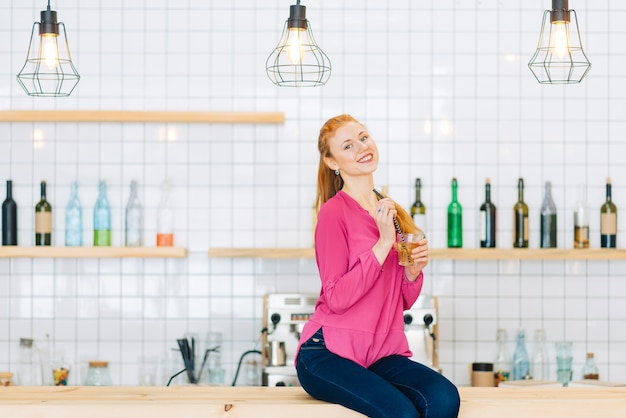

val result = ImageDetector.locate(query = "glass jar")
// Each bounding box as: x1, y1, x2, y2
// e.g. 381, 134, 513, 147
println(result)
85, 361, 112, 386
0, 372, 13, 386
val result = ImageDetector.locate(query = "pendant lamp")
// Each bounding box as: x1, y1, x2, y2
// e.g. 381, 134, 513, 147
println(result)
528, 0, 591, 84
266, 1, 331, 87
17, 0, 80, 97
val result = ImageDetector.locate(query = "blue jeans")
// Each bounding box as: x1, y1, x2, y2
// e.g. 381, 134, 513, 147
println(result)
296, 328, 460, 418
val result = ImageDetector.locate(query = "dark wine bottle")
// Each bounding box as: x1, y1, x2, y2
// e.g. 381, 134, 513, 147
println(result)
540, 181, 557, 248
2, 180, 18, 245
479, 178, 496, 248
35, 181, 52, 246
513, 178, 529, 248
411, 178, 426, 231
447, 178, 462, 248
600, 177, 617, 248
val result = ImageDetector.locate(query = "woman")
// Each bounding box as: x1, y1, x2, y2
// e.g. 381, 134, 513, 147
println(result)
295, 114, 460, 418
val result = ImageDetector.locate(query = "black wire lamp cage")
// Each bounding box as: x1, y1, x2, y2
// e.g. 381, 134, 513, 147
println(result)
17, 0, 80, 97
266, 1, 331, 87
528, 0, 591, 84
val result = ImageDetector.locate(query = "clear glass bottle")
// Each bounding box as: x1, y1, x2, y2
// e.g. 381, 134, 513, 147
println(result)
447, 178, 462, 248
65, 181, 83, 247
85, 361, 112, 386
411, 178, 426, 231
531, 329, 548, 380
582, 352, 599, 380
479, 177, 496, 248
17, 338, 38, 386
574, 183, 590, 249
540, 181, 557, 248
494, 328, 510, 386
156, 180, 174, 246
513, 178, 529, 248
93, 181, 111, 246
2, 179, 18, 245
125, 180, 143, 247
600, 177, 617, 248
511, 328, 530, 380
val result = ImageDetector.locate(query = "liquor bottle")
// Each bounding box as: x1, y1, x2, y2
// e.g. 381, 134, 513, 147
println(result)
531, 329, 548, 380
411, 178, 426, 231
511, 329, 530, 380
582, 352, 599, 380
540, 181, 557, 248
479, 178, 496, 248
574, 183, 589, 249
156, 180, 174, 246
494, 328, 510, 386
447, 178, 462, 248
125, 180, 143, 247
2, 180, 18, 245
35, 181, 52, 246
513, 178, 529, 248
600, 177, 617, 248
65, 181, 83, 247
93, 180, 111, 246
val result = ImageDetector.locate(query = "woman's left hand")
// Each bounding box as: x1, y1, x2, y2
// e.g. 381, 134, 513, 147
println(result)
405, 238, 428, 282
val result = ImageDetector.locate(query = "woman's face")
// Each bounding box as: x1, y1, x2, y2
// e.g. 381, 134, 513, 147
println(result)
324, 121, 379, 177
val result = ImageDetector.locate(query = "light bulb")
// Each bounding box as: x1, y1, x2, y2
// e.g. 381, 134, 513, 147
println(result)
550, 22, 570, 58
41, 33, 60, 69
286, 28, 305, 64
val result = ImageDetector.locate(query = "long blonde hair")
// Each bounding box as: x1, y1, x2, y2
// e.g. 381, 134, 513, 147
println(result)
315, 114, 418, 235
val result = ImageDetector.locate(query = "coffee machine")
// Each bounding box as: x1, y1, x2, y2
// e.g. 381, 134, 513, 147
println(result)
261, 293, 438, 386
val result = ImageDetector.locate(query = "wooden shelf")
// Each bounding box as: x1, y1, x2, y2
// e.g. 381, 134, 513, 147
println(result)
0, 246, 187, 259
208, 247, 626, 260
0, 110, 284, 124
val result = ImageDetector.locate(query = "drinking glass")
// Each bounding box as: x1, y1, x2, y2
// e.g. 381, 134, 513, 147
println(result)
395, 233, 425, 266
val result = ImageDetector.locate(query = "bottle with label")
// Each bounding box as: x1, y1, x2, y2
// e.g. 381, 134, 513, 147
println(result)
600, 177, 617, 248
35, 181, 52, 246
157, 180, 174, 246
447, 178, 462, 248
531, 329, 548, 380
125, 180, 143, 247
2, 180, 18, 245
411, 178, 426, 231
540, 181, 557, 248
574, 183, 590, 249
511, 328, 530, 380
582, 352, 599, 380
479, 178, 496, 248
494, 328, 510, 386
513, 178, 529, 248
93, 181, 111, 246
65, 181, 83, 247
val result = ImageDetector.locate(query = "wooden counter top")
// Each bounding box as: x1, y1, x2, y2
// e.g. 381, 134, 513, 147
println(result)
1, 386, 625, 418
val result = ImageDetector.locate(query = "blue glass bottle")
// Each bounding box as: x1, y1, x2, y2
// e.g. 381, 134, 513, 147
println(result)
65, 181, 83, 246
93, 180, 111, 246
511, 328, 530, 380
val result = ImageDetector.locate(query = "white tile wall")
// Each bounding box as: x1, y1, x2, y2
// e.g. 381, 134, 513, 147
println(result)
1, 0, 626, 386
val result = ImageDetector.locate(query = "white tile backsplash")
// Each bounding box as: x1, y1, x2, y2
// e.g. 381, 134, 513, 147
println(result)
1, 0, 626, 386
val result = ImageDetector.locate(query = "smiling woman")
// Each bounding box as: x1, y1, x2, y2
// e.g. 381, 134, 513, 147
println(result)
296, 114, 459, 418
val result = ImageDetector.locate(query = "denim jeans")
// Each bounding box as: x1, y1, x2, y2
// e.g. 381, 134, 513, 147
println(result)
296, 327, 460, 418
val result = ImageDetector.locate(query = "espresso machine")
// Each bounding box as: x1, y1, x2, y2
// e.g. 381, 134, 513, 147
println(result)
261, 293, 438, 386
262, 293, 318, 386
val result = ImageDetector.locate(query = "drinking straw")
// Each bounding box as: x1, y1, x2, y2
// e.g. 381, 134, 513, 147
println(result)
373, 189, 412, 264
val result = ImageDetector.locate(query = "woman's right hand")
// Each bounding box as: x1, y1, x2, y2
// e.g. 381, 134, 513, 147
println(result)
372, 198, 397, 264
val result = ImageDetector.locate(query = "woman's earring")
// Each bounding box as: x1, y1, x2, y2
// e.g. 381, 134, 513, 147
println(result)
334, 169, 339, 176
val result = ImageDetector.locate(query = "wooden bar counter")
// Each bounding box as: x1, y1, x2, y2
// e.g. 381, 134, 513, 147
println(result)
1, 386, 626, 417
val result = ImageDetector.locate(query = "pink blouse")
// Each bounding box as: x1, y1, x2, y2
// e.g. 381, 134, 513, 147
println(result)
296, 191, 423, 368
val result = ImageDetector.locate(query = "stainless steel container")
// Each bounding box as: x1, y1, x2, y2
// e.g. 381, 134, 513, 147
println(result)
267, 341, 286, 367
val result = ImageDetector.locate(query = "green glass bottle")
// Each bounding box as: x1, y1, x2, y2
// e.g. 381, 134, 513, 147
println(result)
93, 180, 111, 246
600, 177, 617, 248
447, 178, 462, 248
411, 178, 426, 231
513, 178, 529, 248
35, 181, 52, 246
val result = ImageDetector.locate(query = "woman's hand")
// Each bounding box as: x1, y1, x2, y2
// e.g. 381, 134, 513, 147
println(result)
405, 238, 428, 282
372, 198, 398, 265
